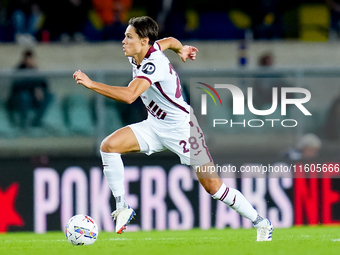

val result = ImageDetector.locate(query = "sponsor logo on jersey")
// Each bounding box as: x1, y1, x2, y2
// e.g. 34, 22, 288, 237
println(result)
142, 63, 156, 75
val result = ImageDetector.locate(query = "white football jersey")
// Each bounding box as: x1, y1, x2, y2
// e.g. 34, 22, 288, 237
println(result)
128, 42, 191, 128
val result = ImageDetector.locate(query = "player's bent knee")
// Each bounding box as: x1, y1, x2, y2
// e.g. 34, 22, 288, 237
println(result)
200, 178, 222, 195
100, 137, 119, 153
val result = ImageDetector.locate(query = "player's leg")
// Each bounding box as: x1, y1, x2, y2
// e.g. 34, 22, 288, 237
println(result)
163, 120, 267, 228
187, 115, 273, 241
196, 162, 273, 241
100, 121, 165, 233
100, 126, 140, 233
101, 125, 140, 153
100, 125, 140, 208
196, 162, 259, 221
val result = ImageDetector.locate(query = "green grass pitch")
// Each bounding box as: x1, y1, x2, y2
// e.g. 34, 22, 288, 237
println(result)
1, 226, 340, 255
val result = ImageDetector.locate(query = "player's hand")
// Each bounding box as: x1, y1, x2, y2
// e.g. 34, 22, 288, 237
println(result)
73, 70, 94, 89
179, 45, 198, 63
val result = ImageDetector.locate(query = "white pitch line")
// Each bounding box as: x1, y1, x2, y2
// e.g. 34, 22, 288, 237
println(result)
107, 237, 222, 241
108, 238, 185, 241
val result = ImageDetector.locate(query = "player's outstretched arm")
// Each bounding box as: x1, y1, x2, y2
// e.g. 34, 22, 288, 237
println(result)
73, 70, 150, 104
157, 37, 198, 62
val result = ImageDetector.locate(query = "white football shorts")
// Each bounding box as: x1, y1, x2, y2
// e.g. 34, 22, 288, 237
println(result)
129, 114, 212, 167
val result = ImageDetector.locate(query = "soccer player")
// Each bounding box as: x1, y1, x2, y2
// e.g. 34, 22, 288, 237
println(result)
73, 16, 273, 241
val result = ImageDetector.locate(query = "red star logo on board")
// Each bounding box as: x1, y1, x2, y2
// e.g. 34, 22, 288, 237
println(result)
0, 183, 24, 232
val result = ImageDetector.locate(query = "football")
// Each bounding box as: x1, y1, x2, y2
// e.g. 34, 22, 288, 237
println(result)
65, 214, 98, 246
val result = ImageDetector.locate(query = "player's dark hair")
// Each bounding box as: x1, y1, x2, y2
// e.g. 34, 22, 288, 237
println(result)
128, 16, 158, 46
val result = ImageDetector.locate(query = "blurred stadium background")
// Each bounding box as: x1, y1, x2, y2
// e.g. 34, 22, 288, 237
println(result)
0, 0, 340, 235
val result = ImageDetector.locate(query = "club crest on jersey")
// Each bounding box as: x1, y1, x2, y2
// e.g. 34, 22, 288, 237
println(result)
142, 62, 156, 75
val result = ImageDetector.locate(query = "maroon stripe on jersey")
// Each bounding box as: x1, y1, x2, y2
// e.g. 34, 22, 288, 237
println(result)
152, 105, 159, 112
148, 100, 155, 108
154, 82, 189, 114
160, 112, 167, 119
135, 76, 152, 85
220, 187, 229, 201
145, 46, 156, 58
156, 108, 163, 117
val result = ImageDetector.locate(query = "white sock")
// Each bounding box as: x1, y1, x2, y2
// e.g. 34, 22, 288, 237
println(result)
212, 183, 258, 222
100, 151, 127, 209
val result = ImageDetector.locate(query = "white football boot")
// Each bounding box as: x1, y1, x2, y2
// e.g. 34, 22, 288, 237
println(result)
111, 206, 136, 234
254, 218, 273, 241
